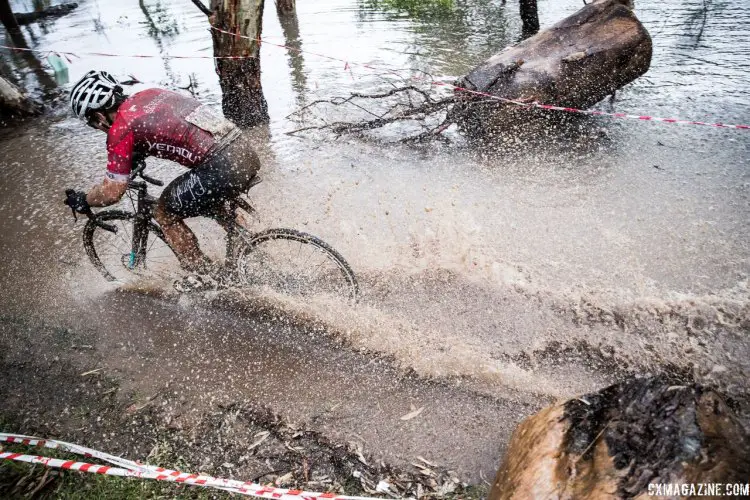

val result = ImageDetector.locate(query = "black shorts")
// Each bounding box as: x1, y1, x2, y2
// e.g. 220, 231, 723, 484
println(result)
161, 140, 260, 218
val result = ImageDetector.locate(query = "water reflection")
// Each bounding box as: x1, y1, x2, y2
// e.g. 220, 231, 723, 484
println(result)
138, 0, 179, 86
138, 0, 179, 38
3, 24, 57, 92
358, 0, 513, 76
276, 7, 307, 105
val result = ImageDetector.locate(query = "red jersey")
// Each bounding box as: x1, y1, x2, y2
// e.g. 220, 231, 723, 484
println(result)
105, 89, 238, 182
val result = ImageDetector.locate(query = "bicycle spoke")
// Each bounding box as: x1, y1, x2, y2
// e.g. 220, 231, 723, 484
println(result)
121, 220, 132, 242
296, 237, 303, 261
236, 231, 357, 301
115, 230, 131, 251
298, 244, 316, 270
309, 256, 331, 281
87, 213, 181, 284
127, 192, 136, 214
99, 238, 124, 254
146, 233, 160, 253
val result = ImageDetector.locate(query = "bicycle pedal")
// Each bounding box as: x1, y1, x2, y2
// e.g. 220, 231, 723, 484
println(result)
173, 275, 206, 293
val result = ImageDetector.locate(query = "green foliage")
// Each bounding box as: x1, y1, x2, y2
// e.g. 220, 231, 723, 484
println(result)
366, 0, 455, 18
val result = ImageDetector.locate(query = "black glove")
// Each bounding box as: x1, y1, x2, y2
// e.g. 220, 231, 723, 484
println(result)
64, 189, 90, 214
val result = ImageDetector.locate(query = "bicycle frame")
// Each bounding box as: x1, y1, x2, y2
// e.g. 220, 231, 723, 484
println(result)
122, 180, 258, 272
81, 173, 358, 299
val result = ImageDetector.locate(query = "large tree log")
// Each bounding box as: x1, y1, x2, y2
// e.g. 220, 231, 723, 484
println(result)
452, 0, 651, 138
0, 75, 41, 121
209, 0, 269, 128
489, 375, 750, 500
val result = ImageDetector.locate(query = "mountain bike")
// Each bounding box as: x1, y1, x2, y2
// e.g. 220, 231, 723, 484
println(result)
66, 163, 359, 302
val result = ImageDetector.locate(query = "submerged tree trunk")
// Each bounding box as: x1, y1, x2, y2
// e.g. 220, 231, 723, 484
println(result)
452, 0, 651, 139
489, 376, 750, 500
519, 0, 539, 38
0, 0, 57, 92
14, 3, 78, 25
0, 75, 41, 121
0, 0, 24, 46
275, 0, 295, 16
209, 0, 269, 128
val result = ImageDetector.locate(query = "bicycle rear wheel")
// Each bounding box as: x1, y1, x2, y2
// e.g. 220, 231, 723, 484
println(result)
83, 210, 181, 283
234, 228, 359, 302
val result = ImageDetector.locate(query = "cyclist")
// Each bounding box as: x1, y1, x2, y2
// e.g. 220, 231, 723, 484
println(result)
64, 70, 260, 289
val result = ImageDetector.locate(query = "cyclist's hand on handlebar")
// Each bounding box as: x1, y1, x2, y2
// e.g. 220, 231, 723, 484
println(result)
64, 189, 90, 214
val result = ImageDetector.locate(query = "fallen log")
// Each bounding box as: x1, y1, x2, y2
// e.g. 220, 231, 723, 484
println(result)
14, 3, 78, 25
0, 75, 41, 121
489, 375, 750, 500
452, 0, 652, 138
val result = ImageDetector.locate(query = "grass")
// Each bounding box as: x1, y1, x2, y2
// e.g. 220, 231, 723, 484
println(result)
0, 440, 226, 499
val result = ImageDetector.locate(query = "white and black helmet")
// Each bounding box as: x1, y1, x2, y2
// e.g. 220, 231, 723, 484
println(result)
70, 70, 122, 119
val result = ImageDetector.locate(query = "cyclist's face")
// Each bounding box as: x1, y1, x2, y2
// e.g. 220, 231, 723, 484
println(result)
87, 112, 111, 132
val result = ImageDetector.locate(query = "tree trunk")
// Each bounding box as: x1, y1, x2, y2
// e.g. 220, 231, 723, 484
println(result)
0, 0, 25, 47
209, 0, 269, 128
452, 0, 651, 139
0, 1, 57, 92
276, 0, 295, 16
0, 75, 41, 122
489, 375, 750, 500
519, 0, 539, 39
14, 3, 78, 25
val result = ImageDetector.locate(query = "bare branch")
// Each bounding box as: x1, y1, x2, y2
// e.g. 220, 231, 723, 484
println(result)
399, 119, 453, 144
283, 83, 458, 144
286, 86, 434, 121
286, 97, 453, 138
190, 0, 213, 16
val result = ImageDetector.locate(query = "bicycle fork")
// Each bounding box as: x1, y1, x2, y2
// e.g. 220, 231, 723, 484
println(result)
127, 186, 155, 270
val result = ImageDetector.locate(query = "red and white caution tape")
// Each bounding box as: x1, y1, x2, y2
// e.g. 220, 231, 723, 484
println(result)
211, 25, 750, 131
0, 433, 384, 499
0, 44, 256, 60
427, 81, 750, 130
3, 26, 749, 130
1, 433, 149, 472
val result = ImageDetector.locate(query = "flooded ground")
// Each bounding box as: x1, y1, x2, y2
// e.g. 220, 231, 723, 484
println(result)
1, 0, 749, 486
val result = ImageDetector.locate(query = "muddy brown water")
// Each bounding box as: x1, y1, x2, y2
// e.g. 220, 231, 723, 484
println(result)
1, 0, 750, 484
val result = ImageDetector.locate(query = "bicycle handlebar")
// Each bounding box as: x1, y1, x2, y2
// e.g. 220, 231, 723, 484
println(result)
130, 159, 163, 187
64, 189, 118, 233
66, 159, 163, 234
86, 210, 118, 233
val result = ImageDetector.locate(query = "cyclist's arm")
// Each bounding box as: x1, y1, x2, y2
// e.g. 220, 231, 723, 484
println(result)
86, 128, 133, 207
86, 177, 127, 207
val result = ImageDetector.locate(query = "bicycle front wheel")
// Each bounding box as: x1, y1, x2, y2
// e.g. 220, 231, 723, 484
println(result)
234, 228, 359, 302
83, 210, 181, 283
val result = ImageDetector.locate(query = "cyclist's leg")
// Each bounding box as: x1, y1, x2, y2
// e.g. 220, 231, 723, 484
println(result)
156, 144, 260, 271
153, 202, 208, 272
204, 140, 261, 232
155, 169, 213, 273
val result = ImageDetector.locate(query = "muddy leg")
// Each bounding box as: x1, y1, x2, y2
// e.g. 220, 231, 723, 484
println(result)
154, 199, 210, 272
211, 202, 237, 234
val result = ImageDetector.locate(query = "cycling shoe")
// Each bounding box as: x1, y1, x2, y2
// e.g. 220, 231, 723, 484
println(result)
172, 274, 228, 293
